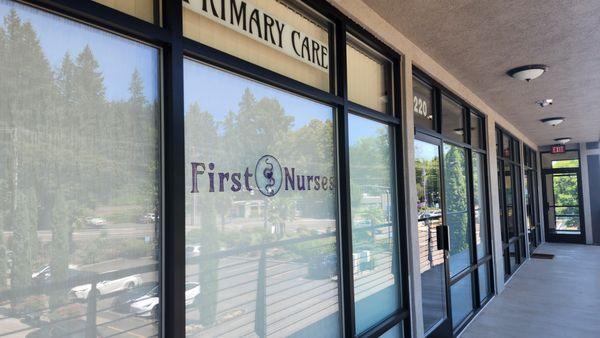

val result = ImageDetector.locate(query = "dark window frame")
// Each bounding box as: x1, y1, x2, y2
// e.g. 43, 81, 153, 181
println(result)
16, 0, 410, 337
412, 67, 494, 336
495, 125, 527, 280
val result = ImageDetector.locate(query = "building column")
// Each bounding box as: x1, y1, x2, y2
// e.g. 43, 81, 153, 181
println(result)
401, 55, 425, 338
485, 115, 506, 294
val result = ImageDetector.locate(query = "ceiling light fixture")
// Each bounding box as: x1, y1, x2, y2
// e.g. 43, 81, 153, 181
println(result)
540, 117, 564, 126
554, 137, 571, 144
507, 64, 548, 82
536, 98, 553, 107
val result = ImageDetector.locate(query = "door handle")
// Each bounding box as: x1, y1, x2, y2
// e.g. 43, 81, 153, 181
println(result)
436, 225, 450, 251
443, 225, 450, 251
436, 225, 444, 250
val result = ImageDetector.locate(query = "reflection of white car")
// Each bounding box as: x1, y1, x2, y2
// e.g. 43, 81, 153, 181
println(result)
85, 217, 107, 228
130, 282, 200, 317
185, 245, 201, 258
69, 274, 142, 300
138, 213, 156, 224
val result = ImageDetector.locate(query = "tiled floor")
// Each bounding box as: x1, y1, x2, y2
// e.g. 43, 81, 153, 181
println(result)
460, 243, 600, 338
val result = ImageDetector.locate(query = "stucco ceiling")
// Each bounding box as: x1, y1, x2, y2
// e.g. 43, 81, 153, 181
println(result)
363, 0, 600, 146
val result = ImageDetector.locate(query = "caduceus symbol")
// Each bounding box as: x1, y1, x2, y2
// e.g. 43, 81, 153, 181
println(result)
263, 158, 275, 195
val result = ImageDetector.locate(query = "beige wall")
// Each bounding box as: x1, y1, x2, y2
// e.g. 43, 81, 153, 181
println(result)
94, 0, 155, 23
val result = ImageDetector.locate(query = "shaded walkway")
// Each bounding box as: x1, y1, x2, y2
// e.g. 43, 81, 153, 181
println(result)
460, 243, 600, 338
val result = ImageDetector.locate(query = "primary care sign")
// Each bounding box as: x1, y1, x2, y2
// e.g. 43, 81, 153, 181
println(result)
183, 0, 329, 72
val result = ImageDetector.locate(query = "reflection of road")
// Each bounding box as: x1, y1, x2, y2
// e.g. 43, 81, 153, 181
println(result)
184, 252, 395, 337
0, 257, 159, 337
3, 223, 155, 243
186, 256, 340, 337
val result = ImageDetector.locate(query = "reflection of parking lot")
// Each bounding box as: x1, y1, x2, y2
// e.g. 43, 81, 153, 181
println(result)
0, 256, 159, 337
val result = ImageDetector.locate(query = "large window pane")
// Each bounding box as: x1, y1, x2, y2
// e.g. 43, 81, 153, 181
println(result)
415, 139, 447, 332
504, 164, 516, 238
348, 115, 400, 333
443, 144, 471, 276
450, 275, 473, 328
347, 35, 392, 113
478, 263, 491, 303
473, 153, 488, 259
413, 77, 434, 129
441, 96, 464, 143
183, 60, 341, 337
0, 1, 160, 336
183, 0, 331, 91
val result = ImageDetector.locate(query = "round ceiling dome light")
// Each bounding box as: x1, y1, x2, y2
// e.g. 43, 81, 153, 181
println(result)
540, 117, 564, 126
554, 137, 571, 144
507, 64, 548, 82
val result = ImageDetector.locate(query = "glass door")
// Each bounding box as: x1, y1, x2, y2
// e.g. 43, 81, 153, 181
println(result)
415, 135, 452, 337
543, 170, 586, 243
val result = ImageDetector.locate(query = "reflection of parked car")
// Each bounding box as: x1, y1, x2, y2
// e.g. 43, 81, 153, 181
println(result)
112, 282, 158, 313
32, 265, 81, 287
26, 318, 107, 337
85, 217, 107, 228
308, 253, 338, 279
130, 282, 200, 317
69, 274, 142, 300
138, 213, 156, 224
185, 245, 201, 258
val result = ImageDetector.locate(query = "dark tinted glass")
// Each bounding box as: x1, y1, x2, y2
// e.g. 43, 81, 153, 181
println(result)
502, 134, 511, 159
470, 114, 483, 149
441, 95, 465, 143
413, 77, 434, 129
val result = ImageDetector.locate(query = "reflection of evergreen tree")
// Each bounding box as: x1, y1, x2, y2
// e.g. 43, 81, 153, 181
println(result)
443, 145, 469, 255
0, 8, 160, 300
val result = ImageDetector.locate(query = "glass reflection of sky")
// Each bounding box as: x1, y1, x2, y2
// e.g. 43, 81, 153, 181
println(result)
0, 0, 159, 101
184, 59, 332, 132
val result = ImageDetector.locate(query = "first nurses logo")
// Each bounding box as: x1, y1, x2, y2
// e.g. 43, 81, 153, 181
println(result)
183, 0, 329, 72
190, 156, 334, 197
255, 155, 282, 197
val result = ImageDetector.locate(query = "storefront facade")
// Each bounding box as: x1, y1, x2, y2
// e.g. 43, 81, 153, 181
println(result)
1, 1, 577, 338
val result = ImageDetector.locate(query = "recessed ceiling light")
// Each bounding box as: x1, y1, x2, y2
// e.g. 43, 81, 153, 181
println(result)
507, 64, 548, 82
536, 98, 553, 107
554, 137, 571, 144
540, 117, 564, 126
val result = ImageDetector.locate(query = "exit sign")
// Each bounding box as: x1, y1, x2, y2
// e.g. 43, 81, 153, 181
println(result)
551, 144, 566, 154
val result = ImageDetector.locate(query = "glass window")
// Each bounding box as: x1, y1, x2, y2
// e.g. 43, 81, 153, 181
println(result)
441, 95, 464, 143
347, 34, 392, 113
508, 242, 518, 274
504, 164, 516, 238
473, 153, 488, 259
502, 134, 511, 159
415, 139, 446, 333
513, 139, 520, 163
450, 275, 473, 328
413, 77, 434, 129
443, 144, 471, 276
477, 263, 491, 303
183, 60, 341, 336
470, 113, 483, 149
542, 150, 579, 169
93, 0, 156, 23
183, 0, 331, 91
551, 159, 580, 168
380, 323, 404, 338
0, 1, 161, 336
348, 114, 400, 333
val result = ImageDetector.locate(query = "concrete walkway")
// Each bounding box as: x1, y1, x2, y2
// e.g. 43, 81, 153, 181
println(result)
460, 243, 600, 338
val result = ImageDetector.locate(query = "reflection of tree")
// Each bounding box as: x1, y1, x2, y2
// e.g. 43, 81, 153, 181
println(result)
443, 145, 469, 255
0, 8, 159, 307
